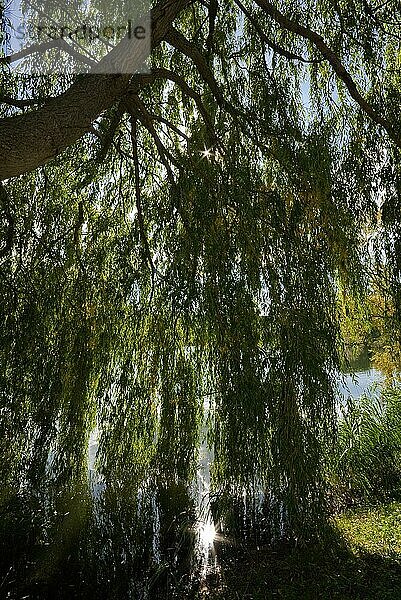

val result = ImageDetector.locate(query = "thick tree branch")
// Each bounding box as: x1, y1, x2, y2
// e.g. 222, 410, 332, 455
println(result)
0, 94, 51, 109
1, 0, 399, 182
206, 0, 218, 54
255, 0, 401, 147
164, 27, 250, 137
0, 0, 193, 181
0, 39, 96, 68
125, 95, 177, 179
164, 26, 278, 152
164, 27, 225, 106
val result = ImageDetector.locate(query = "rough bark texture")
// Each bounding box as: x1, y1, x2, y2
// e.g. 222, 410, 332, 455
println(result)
0, 0, 398, 180
0, 0, 192, 180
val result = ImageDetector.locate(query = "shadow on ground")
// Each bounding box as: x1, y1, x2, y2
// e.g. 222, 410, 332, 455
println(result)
206, 539, 401, 600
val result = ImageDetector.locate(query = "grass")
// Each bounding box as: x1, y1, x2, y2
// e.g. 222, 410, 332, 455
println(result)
204, 502, 401, 600
336, 502, 401, 558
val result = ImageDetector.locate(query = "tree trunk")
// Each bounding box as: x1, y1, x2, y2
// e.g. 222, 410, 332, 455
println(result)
0, 0, 192, 180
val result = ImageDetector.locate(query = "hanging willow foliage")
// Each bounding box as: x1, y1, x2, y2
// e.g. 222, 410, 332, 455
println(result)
1, 0, 401, 545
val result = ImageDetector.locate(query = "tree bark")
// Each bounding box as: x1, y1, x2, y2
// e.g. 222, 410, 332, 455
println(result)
0, 0, 192, 180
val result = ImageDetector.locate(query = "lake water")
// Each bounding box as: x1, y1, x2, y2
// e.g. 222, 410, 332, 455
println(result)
338, 368, 383, 403
0, 361, 385, 599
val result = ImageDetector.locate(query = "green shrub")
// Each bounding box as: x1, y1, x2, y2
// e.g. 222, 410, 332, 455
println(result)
330, 384, 401, 505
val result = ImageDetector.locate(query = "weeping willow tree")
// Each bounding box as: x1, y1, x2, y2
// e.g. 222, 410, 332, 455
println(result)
1, 0, 401, 545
